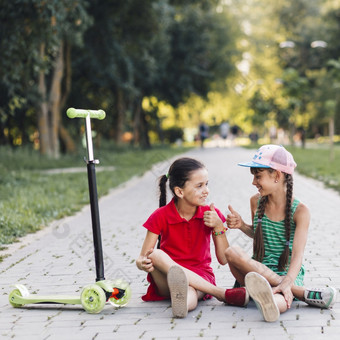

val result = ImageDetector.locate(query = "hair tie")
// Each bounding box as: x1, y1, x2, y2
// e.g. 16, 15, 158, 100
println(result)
165, 173, 169, 179
257, 218, 262, 223
285, 241, 290, 246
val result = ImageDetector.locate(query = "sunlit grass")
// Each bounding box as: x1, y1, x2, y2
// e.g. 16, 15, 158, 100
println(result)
286, 145, 340, 191
0, 144, 190, 252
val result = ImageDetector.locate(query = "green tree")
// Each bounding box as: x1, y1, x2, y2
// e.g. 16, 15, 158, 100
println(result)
69, 0, 237, 147
0, 0, 91, 156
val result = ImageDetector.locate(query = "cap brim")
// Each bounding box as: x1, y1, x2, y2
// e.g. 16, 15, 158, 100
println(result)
238, 161, 271, 168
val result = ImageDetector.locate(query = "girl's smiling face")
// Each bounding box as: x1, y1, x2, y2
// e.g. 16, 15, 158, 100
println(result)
251, 168, 277, 195
177, 168, 209, 206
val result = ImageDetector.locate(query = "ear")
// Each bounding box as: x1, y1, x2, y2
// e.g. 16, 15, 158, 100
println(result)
274, 170, 283, 182
174, 186, 184, 199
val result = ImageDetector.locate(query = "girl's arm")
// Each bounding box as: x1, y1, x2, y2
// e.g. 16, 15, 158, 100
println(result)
136, 230, 159, 272
212, 230, 229, 265
226, 195, 258, 238
203, 204, 229, 264
273, 202, 310, 307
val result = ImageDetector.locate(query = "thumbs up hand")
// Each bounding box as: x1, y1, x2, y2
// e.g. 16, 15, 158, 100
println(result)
204, 203, 223, 229
226, 205, 243, 229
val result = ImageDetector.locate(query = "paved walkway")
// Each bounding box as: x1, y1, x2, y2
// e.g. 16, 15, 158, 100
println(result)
0, 147, 339, 340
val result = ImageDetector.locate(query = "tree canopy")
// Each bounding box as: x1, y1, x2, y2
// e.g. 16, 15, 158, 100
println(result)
0, 0, 239, 154
1, 0, 340, 155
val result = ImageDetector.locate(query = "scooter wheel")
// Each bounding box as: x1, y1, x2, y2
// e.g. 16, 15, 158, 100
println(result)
9, 289, 24, 307
80, 284, 106, 314
108, 279, 131, 307
9, 285, 29, 308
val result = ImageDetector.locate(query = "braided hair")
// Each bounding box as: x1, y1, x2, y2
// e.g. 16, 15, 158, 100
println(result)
253, 194, 268, 263
252, 168, 294, 271
278, 173, 293, 271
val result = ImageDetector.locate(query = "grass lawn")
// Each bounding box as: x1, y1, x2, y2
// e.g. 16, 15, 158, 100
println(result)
0, 143, 190, 255
286, 145, 340, 192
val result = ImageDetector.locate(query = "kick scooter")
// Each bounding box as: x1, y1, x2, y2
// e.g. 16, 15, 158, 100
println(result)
9, 108, 131, 314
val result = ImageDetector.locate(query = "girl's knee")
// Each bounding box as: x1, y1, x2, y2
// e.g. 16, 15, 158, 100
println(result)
148, 249, 174, 269
225, 245, 244, 264
148, 248, 166, 261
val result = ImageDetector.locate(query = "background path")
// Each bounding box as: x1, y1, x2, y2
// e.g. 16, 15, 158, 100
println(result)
0, 147, 339, 339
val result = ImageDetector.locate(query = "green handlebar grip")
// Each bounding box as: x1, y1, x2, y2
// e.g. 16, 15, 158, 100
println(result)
67, 108, 106, 120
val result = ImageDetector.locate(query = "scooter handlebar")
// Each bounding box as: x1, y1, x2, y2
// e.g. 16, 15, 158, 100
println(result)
67, 108, 106, 120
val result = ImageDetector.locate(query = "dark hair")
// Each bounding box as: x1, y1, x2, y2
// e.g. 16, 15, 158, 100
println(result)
251, 168, 293, 271
159, 157, 205, 208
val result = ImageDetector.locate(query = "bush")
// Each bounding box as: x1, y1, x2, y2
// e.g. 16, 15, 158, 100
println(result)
163, 127, 184, 143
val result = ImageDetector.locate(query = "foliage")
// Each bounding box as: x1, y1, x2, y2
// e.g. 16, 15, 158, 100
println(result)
0, 0, 237, 152
0, 0, 92, 150
163, 127, 184, 143
1, 0, 340, 156
67, 0, 239, 147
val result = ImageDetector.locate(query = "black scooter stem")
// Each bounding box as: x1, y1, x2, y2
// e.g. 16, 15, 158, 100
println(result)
87, 161, 105, 282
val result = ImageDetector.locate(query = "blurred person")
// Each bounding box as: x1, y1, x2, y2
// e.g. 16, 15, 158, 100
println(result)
199, 122, 209, 148
219, 121, 230, 147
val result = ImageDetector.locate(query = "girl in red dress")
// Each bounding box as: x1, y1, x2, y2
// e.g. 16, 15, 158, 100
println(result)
136, 157, 248, 318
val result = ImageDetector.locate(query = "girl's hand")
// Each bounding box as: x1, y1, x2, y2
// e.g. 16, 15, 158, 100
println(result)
136, 249, 154, 273
204, 203, 224, 229
272, 276, 294, 309
226, 205, 243, 229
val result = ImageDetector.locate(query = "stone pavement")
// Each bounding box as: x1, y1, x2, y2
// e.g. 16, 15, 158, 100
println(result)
0, 147, 339, 340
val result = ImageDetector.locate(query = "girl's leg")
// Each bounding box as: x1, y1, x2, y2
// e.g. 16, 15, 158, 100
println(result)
226, 247, 336, 311
245, 271, 287, 322
188, 287, 205, 311
148, 266, 200, 315
226, 245, 304, 300
275, 294, 288, 313
148, 249, 226, 302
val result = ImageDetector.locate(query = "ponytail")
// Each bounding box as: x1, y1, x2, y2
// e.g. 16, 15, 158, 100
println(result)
157, 174, 168, 249
278, 173, 293, 271
159, 174, 168, 208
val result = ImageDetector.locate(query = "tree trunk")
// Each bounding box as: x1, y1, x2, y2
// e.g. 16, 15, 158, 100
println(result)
133, 98, 143, 146
115, 88, 125, 144
60, 41, 76, 154
140, 109, 151, 149
132, 98, 142, 146
155, 113, 164, 144
37, 43, 52, 156
49, 42, 64, 159
132, 97, 151, 148
59, 125, 76, 154
329, 116, 334, 161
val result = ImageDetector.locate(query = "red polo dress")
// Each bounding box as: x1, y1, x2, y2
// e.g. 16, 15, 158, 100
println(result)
142, 198, 226, 301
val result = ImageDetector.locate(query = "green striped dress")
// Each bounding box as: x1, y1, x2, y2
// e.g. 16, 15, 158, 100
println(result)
253, 198, 305, 286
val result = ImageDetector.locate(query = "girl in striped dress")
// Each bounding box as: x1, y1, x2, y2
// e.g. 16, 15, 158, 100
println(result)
225, 144, 337, 322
